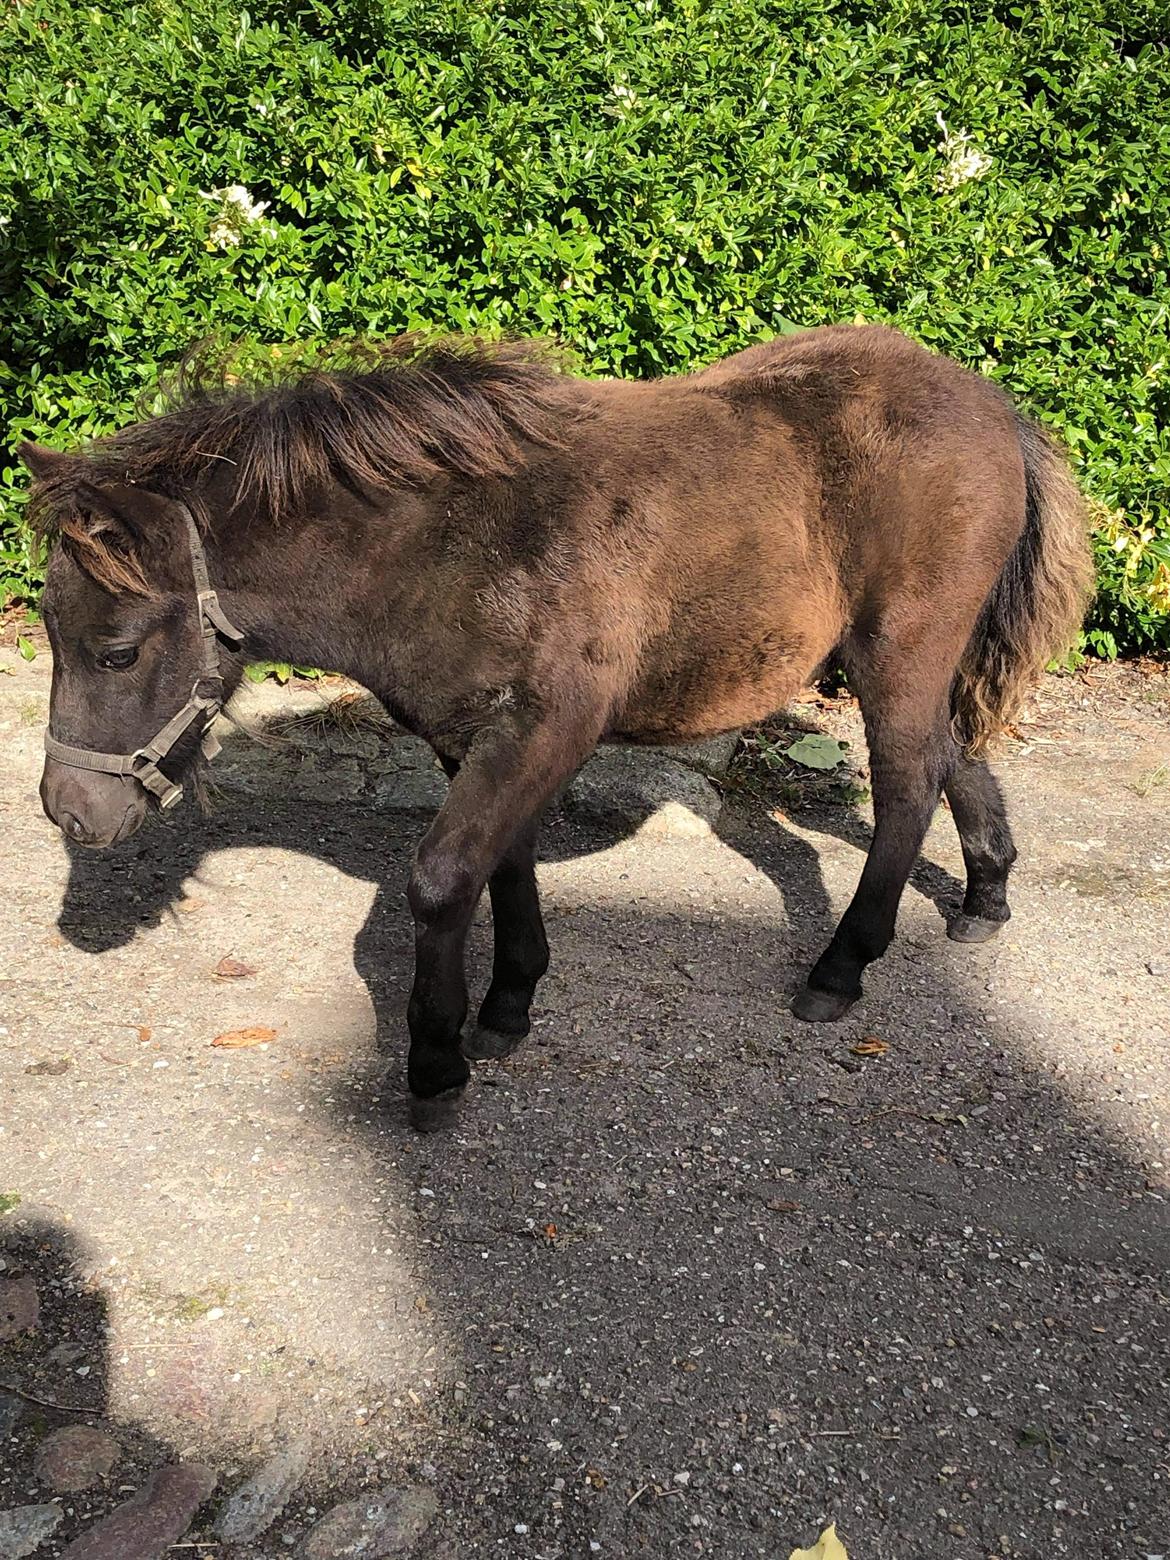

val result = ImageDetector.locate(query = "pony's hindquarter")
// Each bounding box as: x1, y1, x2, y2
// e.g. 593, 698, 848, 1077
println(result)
697, 327, 1092, 1020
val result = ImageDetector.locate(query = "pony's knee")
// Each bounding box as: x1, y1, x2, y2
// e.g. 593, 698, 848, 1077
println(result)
409, 849, 478, 928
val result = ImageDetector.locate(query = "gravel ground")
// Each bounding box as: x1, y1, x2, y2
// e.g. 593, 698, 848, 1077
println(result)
1, 640, 1168, 1559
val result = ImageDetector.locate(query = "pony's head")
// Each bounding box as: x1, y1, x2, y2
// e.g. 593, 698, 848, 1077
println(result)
22, 442, 241, 847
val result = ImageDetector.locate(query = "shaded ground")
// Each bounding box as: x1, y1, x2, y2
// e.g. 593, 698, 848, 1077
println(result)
1, 640, 1168, 1558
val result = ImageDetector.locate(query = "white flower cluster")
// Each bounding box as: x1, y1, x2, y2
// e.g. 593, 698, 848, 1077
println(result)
935, 113, 993, 191
200, 183, 270, 249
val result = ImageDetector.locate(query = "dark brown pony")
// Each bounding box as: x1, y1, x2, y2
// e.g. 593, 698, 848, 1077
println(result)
23, 326, 1092, 1128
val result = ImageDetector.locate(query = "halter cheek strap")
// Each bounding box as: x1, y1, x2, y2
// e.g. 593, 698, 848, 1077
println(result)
43, 501, 245, 810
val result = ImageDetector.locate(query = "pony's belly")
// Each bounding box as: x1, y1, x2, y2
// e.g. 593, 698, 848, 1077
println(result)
614, 661, 812, 743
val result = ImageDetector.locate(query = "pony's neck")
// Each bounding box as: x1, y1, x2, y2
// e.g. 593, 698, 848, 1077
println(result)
202, 478, 415, 694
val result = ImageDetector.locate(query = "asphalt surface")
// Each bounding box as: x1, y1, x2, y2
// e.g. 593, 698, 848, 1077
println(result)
1, 641, 1168, 1559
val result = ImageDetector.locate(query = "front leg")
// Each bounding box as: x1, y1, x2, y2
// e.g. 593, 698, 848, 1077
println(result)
408, 719, 596, 1130
437, 761, 550, 1063
464, 814, 549, 1060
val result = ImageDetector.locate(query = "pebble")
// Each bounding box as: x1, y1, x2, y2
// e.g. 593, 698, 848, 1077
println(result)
0, 1393, 24, 1436
0, 1278, 39, 1342
0, 1502, 63, 1558
58, 1463, 216, 1560
303, 1485, 439, 1558
215, 1436, 311, 1543
33, 1426, 120, 1492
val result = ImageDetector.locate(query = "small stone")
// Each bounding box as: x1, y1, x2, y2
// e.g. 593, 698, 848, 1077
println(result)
0, 1392, 24, 1436
1147, 960, 1168, 977
215, 1436, 311, 1543
34, 1426, 119, 1492
303, 1485, 439, 1558
0, 1502, 63, 1558
0, 1277, 39, 1342
59, 1463, 216, 1560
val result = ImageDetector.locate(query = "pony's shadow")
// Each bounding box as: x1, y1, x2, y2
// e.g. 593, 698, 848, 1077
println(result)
53, 734, 967, 1071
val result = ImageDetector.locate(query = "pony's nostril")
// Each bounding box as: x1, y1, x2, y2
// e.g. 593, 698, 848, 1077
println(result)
62, 813, 88, 842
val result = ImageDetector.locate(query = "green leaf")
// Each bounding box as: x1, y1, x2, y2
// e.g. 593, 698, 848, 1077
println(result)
785, 734, 847, 770
16, 635, 36, 661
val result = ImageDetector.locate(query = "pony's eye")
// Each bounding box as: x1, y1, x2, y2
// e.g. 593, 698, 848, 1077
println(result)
96, 645, 139, 671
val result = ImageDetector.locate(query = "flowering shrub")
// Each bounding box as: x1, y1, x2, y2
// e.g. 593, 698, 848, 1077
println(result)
1, 0, 1167, 651
201, 185, 273, 250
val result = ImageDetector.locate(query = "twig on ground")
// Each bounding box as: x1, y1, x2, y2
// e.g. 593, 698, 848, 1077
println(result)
0, 1380, 104, 1414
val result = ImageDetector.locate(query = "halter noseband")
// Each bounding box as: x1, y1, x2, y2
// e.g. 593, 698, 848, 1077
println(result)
43, 501, 245, 810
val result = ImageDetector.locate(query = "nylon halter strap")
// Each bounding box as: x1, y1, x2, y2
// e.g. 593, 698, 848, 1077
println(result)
43, 501, 245, 810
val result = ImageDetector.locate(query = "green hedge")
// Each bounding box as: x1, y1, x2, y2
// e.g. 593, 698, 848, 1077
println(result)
2, 0, 1168, 653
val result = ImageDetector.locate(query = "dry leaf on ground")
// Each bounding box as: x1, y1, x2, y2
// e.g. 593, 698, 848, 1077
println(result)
211, 1026, 278, 1049
213, 957, 257, 979
789, 1522, 849, 1560
851, 1037, 889, 1057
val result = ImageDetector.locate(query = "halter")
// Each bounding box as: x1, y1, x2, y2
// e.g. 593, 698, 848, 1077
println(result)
43, 501, 245, 810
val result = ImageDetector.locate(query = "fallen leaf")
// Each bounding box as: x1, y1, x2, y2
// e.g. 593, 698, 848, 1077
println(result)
24, 1058, 70, 1076
785, 734, 847, 771
16, 634, 36, 662
211, 1026, 278, 1049
137, 1025, 152, 1044
213, 957, 257, 979
768, 1199, 802, 1214
790, 1522, 849, 1560
850, 1037, 889, 1057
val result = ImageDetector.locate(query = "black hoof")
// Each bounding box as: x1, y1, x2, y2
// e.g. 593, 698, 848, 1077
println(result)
791, 986, 859, 1023
947, 913, 1007, 945
462, 1024, 527, 1061
409, 1085, 466, 1133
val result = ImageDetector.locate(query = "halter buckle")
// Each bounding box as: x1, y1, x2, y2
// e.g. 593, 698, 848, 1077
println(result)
131, 753, 184, 809
198, 589, 245, 647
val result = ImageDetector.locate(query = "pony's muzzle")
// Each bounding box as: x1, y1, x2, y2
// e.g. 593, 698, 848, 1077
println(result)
40, 758, 148, 848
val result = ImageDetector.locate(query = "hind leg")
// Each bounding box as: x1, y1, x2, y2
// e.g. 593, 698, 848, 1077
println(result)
944, 757, 1017, 943
792, 659, 958, 1022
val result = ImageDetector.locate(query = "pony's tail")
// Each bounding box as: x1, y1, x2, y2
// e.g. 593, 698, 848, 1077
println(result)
952, 416, 1094, 756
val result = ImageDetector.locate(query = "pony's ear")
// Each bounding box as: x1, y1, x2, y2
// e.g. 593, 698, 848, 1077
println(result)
50, 479, 176, 597
19, 441, 75, 482
72, 478, 173, 544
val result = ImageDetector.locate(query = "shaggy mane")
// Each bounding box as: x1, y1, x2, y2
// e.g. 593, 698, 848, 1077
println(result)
29, 334, 580, 592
